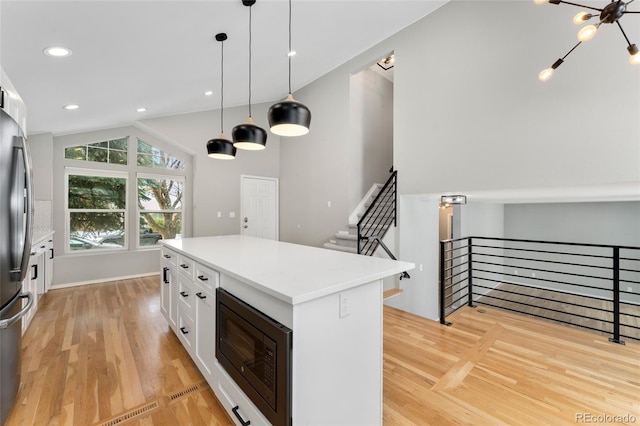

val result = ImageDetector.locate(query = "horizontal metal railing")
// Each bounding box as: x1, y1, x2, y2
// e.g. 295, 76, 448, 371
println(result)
439, 236, 640, 344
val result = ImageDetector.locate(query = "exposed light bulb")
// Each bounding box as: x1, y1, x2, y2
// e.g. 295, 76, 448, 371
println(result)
577, 25, 597, 42
533, 0, 548, 4
631, 53, 640, 65
538, 68, 554, 81
573, 12, 590, 24
287, 50, 297, 57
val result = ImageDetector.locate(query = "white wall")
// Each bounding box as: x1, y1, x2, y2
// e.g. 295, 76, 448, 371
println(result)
348, 68, 393, 213
52, 125, 192, 286
27, 132, 53, 201
386, 195, 440, 319
504, 202, 640, 247
394, 1, 640, 195
140, 102, 280, 237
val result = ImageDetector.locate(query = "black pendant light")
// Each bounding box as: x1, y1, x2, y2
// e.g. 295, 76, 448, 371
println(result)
207, 33, 237, 160
233, 0, 268, 150
267, 0, 311, 137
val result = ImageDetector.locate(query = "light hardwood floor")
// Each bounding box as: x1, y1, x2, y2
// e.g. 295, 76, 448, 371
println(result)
7, 276, 640, 425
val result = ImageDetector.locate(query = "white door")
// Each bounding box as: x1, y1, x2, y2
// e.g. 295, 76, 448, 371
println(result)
240, 175, 278, 240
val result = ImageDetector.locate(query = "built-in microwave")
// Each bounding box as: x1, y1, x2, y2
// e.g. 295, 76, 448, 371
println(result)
216, 288, 292, 426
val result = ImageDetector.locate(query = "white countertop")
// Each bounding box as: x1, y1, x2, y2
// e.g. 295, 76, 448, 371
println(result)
161, 235, 414, 305
32, 230, 54, 245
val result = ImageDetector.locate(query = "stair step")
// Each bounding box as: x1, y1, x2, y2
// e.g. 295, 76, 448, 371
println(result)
323, 242, 358, 254
383, 288, 403, 300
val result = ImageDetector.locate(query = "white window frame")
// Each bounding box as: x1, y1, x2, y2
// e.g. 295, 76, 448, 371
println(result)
136, 172, 185, 250
65, 167, 129, 254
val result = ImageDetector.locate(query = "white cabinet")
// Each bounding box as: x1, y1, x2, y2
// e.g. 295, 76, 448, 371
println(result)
161, 248, 220, 387
21, 249, 43, 334
44, 238, 54, 293
161, 247, 178, 331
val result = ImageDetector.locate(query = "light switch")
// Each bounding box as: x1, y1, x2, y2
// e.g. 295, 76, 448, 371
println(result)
217, 212, 221, 218
229, 212, 235, 218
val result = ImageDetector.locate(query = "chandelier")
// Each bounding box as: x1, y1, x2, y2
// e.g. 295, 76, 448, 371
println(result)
536, 0, 640, 81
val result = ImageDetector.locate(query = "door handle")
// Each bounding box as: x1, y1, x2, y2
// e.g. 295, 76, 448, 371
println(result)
196, 292, 206, 300
49, 248, 54, 260
197, 275, 208, 282
180, 326, 189, 335
180, 291, 188, 297
9, 138, 33, 283
243, 225, 248, 229
163, 267, 169, 284
244, 217, 248, 223
31, 264, 38, 280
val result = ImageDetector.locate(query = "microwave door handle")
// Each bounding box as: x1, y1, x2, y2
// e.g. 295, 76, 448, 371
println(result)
10, 137, 33, 283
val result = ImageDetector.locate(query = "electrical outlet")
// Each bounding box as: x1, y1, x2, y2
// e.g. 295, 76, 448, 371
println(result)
217, 211, 221, 218
339, 292, 351, 318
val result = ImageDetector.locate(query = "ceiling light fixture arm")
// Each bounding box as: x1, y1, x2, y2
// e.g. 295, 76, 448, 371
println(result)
288, 0, 293, 95
550, 0, 603, 13
243, 0, 256, 117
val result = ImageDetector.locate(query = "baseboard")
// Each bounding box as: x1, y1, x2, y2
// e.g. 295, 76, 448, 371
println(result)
50, 272, 158, 290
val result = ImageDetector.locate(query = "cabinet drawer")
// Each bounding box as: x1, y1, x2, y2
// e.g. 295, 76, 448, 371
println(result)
177, 254, 195, 280
215, 363, 269, 426
195, 263, 219, 292
177, 307, 195, 353
177, 277, 196, 319
161, 248, 178, 267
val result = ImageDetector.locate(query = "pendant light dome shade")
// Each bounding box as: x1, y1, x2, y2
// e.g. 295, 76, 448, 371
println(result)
268, 94, 311, 137
233, 117, 267, 150
207, 134, 236, 160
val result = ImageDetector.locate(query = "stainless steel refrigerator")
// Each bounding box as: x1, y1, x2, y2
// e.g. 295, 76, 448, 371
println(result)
0, 91, 34, 425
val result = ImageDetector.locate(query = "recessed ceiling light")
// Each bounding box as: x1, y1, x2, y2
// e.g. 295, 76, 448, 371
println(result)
287, 50, 297, 57
63, 104, 79, 110
136, 107, 147, 112
204, 91, 213, 96
44, 46, 72, 57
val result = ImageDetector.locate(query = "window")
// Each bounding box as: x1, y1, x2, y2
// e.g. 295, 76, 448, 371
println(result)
66, 169, 128, 252
64, 137, 128, 165
138, 174, 184, 246
137, 138, 185, 171
63, 134, 188, 253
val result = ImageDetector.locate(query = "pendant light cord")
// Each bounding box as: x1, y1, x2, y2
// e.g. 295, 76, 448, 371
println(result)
249, 5, 253, 117
288, 0, 292, 95
220, 38, 225, 133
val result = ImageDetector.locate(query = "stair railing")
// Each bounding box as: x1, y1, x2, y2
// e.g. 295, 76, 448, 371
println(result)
439, 236, 640, 344
357, 170, 397, 256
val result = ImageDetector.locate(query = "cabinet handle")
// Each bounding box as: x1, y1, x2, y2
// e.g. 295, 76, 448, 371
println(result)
162, 267, 169, 284
49, 248, 54, 260
197, 275, 208, 282
31, 264, 38, 280
179, 291, 188, 298
163, 254, 171, 259
180, 264, 189, 269
232, 406, 251, 426
179, 327, 189, 335
196, 292, 206, 300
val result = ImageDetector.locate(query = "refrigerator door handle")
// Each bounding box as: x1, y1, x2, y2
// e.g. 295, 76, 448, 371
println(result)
9, 137, 33, 283
0, 293, 33, 330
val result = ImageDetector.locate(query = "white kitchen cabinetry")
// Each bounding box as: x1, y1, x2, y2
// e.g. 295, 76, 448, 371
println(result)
44, 238, 54, 293
160, 235, 414, 426
161, 247, 220, 385
160, 247, 177, 331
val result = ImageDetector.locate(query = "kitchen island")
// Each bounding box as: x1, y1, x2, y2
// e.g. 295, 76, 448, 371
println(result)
160, 235, 414, 426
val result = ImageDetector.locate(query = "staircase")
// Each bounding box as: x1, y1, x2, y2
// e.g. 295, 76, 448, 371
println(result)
322, 182, 386, 254
323, 171, 408, 299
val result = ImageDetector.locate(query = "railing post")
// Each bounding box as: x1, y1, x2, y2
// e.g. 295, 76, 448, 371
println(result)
467, 237, 474, 307
393, 172, 397, 227
440, 241, 450, 325
357, 224, 362, 254
609, 247, 624, 344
